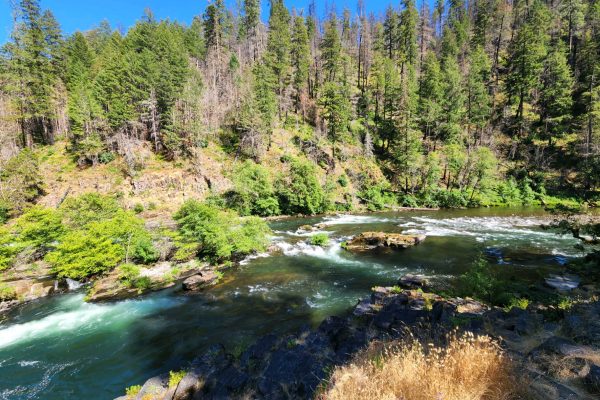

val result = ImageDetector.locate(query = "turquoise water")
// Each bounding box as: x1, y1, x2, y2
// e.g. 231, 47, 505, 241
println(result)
0, 208, 582, 399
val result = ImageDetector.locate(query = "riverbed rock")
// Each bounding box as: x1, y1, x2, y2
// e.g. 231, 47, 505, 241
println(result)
585, 364, 600, 392
545, 275, 581, 291
397, 274, 429, 289
88, 262, 202, 302
182, 271, 219, 291
344, 232, 426, 251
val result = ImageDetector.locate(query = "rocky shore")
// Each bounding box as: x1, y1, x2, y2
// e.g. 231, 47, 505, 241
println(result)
118, 279, 600, 400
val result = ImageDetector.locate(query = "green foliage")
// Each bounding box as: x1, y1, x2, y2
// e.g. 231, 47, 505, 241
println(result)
133, 203, 144, 214
224, 160, 279, 217
458, 255, 502, 305
0, 149, 45, 216
45, 229, 124, 279
359, 182, 395, 211
168, 370, 186, 388
45, 210, 157, 279
60, 193, 121, 229
0, 283, 17, 301
174, 201, 271, 263
277, 159, 329, 215
13, 207, 65, 250
125, 385, 142, 397
505, 297, 530, 311
310, 233, 330, 247
117, 263, 141, 288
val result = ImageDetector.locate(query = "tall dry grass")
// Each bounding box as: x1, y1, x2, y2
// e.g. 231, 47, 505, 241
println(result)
321, 332, 523, 400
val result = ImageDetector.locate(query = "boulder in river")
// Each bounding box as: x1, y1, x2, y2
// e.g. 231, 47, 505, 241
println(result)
397, 274, 429, 289
544, 275, 581, 291
182, 271, 219, 291
343, 232, 426, 251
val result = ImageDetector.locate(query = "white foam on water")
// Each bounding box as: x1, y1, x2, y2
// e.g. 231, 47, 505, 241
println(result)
274, 240, 364, 266
321, 214, 392, 226
0, 294, 181, 349
17, 361, 40, 367
239, 252, 270, 265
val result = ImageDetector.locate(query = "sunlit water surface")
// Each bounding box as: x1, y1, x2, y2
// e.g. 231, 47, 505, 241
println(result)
0, 208, 582, 399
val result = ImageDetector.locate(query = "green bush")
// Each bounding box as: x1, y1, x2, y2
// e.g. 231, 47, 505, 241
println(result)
168, 370, 186, 388
0, 283, 17, 301
133, 203, 145, 214
496, 178, 522, 205
118, 263, 141, 288
435, 190, 468, 208
0, 149, 44, 216
310, 233, 330, 247
60, 193, 121, 229
359, 182, 395, 211
45, 230, 124, 279
457, 255, 507, 306
224, 160, 280, 217
45, 211, 157, 279
125, 385, 141, 397
174, 201, 271, 263
276, 159, 329, 215
338, 175, 349, 187
0, 227, 17, 271
13, 207, 65, 250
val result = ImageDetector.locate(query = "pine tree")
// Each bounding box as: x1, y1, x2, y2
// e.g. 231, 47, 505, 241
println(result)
291, 16, 310, 114
539, 42, 574, 145
465, 46, 492, 143
240, 0, 260, 40
184, 16, 206, 60
321, 14, 343, 83
418, 51, 443, 144
506, 0, 551, 128
441, 56, 466, 143
319, 81, 351, 154
264, 0, 292, 114
399, 0, 419, 69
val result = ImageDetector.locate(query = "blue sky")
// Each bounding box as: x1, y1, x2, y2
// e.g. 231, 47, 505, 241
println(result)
0, 0, 398, 44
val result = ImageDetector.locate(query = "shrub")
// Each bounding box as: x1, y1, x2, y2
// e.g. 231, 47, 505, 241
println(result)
118, 263, 141, 288
459, 256, 499, 303
506, 297, 530, 311
338, 175, 349, 187
225, 160, 280, 217
276, 159, 328, 215
125, 385, 142, 397
0, 149, 44, 216
174, 201, 272, 263
496, 178, 522, 205
168, 370, 186, 388
310, 233, 330, 247
45, 211, 157, 279
13, 207, 65, 250
45, 230, 124, 279
0, 283, 17, 301
133, 203, 145, 214
60, 193, 121, 229
322, 333, 519, 400
435, 190, 468, 208
0, 227, 17, 271
359, 182, 395, 211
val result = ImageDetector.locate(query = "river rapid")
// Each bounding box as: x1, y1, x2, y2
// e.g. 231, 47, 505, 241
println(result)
0, 208, 583, 399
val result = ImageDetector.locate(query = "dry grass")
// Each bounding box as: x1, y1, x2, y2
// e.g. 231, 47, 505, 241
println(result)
321, 332, 524, 400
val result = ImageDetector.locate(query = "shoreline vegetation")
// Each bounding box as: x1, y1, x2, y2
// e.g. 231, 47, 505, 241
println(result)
1, 0, 600, 398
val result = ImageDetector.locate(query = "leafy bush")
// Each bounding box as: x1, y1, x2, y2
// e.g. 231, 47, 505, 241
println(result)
224, 160, 280, 217
174, 201, 272, 263
46, 230, 124, 279
168, 370, 186, 388
13, 207, 65, 250
133, 203, 145, 214
359, 182, 395, 211
435, 190, 468, 208
496, 178, 522, 205
337, 175, 349, 187
458, 255, 501, 304
60, 193, 121, 229
276, 159, 329, 215
0, 149, 44, 216
0, 227, 17, 271
118, 263, 141, 288
45, 211, 157, 279
125, 385, 141, 397
310, 233, 330, 247
506, 297, 530, 311
0, 283, 17, 301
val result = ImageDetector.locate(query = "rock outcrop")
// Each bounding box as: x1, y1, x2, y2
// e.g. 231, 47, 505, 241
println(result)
343, 232, 426, 251
120, 287, 600, 400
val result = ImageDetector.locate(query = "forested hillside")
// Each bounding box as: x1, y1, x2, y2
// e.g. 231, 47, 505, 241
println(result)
1, 0, 599, 220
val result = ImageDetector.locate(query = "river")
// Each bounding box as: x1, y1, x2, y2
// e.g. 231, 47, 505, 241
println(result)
0, 208, 583, 399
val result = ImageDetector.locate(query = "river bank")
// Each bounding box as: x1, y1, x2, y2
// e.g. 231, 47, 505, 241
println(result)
0, 208, 597, 399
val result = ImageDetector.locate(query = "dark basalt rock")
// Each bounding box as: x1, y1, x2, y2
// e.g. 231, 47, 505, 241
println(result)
182, 271, 219, 291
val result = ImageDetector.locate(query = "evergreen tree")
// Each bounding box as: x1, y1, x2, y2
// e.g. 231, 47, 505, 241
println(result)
465, 46, 492, 143
321, 14, 343, 83
539, 43, 574, 145
506, 0, 551, 128
291, 15, 310, 114
264, 0, 292, 113
418, 52, 443, 144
